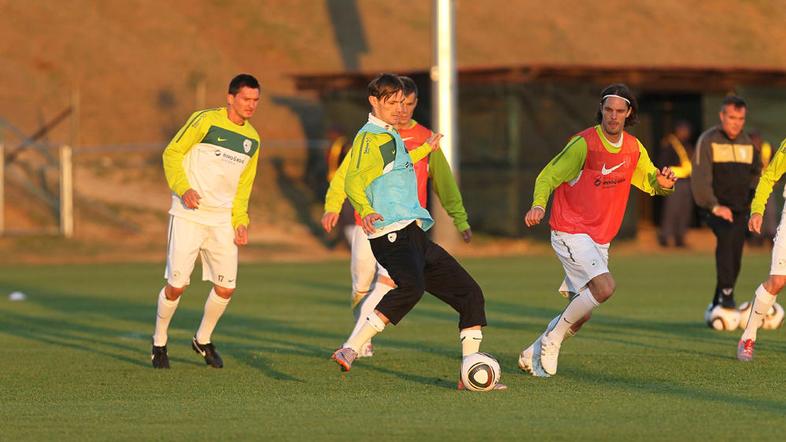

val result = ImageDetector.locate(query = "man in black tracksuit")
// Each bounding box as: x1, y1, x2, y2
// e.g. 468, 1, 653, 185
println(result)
691, 96, 760, 313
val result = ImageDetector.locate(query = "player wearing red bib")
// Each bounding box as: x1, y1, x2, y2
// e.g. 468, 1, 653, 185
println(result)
518, 84, 677, 377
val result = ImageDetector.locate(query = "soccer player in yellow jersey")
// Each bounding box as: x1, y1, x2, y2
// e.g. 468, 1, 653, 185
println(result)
737, 137, 786, 361
150, 74, 261, 369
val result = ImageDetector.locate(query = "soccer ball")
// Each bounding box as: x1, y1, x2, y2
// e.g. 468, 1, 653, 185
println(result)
738, 301, 784, 330
763, 302, 785, 330
704, 304, 740, 331
460, 352, 501, 392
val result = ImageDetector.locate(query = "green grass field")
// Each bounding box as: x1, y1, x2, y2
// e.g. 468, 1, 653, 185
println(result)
1, 253, 784, 441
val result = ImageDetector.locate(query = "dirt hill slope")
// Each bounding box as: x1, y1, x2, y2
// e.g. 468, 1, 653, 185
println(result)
1, 0, 785, 262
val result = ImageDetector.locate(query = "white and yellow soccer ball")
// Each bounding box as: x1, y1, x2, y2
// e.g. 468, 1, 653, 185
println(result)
460, 352, 501, 392
704, 304, 740, 331
763, 302, 785, 330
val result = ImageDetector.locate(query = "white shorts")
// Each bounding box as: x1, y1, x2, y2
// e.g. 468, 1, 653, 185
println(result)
165, 216, 238, 289
350, 224, 389, 295
770, 210, 786, 275
551, 230, 610, 294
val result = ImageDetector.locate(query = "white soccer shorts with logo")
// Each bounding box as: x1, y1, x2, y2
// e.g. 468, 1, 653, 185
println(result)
769, 207, 786, 275
350, 224, 389, 295
165, 216, 238, 289
551, 230, 610, 295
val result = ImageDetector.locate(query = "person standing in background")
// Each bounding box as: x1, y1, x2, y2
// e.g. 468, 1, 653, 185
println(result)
691, 96, 760, 315
658, 120, 694, 248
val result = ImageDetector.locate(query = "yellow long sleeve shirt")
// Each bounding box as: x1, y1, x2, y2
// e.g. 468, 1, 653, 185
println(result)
751, 138, 786, 215
163, 108, 260, 228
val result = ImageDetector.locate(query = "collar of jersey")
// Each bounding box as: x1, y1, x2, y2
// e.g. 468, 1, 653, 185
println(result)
595, 125, 623, 153
221, 107, 248, 128
368, 113, 396, 132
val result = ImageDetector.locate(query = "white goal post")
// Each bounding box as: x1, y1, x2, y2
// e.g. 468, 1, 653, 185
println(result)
59, 145, 74, 238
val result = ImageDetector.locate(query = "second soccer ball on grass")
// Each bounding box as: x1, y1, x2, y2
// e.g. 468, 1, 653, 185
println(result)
705, 304, 740, 331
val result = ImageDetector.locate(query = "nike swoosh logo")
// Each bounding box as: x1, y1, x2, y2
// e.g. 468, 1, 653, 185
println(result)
217, 137, 227, 142
601, 161, 625, 175
401, 137, 414, 141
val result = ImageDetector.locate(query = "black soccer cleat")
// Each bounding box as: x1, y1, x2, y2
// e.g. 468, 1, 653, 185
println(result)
192, 336, 223, 368
151, 344, 170, 369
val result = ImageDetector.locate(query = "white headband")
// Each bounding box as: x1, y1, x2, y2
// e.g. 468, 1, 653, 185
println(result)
602, 94, 631, 105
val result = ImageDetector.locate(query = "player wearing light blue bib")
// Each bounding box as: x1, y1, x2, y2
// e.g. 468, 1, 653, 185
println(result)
330, 73, 505, 390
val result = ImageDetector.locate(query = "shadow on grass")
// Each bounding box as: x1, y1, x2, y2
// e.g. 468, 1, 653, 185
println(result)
0, 311, 150, 368
230, 345, 305, 383
363, 364, 456, 390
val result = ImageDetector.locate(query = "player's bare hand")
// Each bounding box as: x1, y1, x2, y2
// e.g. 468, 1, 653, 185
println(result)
656, 166, 678, 189
749, 213, 763, 234
182, 189, 201, 209
362, 213, 383, 234
426, 132, 443, 152
712, 205, 734, 222
461, 227, 472, 243
234, 225, 248, 246
321, 212, 339, 233
525, 207, 545, 227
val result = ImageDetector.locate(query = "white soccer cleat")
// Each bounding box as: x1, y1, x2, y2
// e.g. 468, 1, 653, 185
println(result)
538, 333, 561, 376
518, 341, 535, 374
518, 332, 547, 375
527, 336, 550, 378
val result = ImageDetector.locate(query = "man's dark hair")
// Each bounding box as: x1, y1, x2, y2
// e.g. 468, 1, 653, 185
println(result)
720, 95, 747, 112
228, 74, 260, 95
399, 76, 418, 97
596, 83, 638, 127
368, 73, 404, 101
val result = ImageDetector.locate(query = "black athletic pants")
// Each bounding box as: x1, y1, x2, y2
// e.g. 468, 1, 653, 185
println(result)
659, 179, 693, 246
369, 222, 486, 329
706, 211, 748, 307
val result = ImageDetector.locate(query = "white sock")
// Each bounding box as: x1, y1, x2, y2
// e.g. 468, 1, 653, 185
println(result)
546, 314, 576, 340
547, 288, 599, 345
459, 329, 483, 357
346, 313, 385, 352
153, 287, 180, 347
195, 289, 230, 344
344, 282, 393, 348
741, 284, 777, 341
